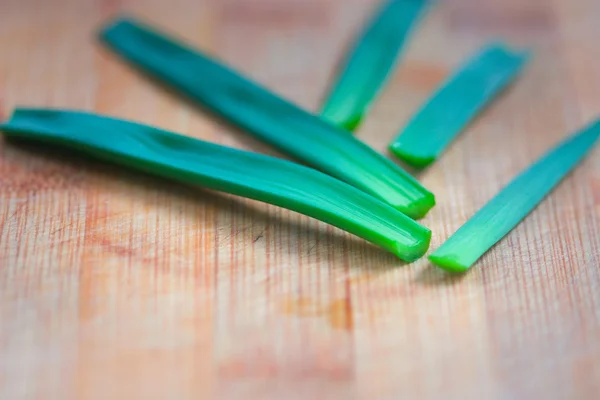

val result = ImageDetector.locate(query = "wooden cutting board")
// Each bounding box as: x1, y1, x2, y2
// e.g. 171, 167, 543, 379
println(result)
1, 0, 599, 398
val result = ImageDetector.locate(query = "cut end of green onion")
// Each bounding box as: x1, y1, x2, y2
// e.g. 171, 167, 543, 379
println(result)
403, 229, 432, 262
428, 255, 469, 273
389, 142, 436, 169
340, 114, 363, 133
98, 16, 138, 47
404, 191, 436, 220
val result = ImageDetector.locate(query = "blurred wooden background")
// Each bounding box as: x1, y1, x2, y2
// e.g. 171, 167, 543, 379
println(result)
1, 0, 599, 398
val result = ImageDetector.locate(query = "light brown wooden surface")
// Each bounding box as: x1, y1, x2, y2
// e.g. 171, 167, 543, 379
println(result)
1, 0, 599, 398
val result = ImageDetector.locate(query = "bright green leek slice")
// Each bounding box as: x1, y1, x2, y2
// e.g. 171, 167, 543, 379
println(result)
429, 119, 600, 272
0, 108, 432, 261
98, 16, 435, 219
389, 43, 530, 168
320, 0, 431, 131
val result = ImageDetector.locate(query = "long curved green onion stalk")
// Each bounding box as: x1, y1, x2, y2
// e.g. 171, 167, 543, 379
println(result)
390, 43, 530, 168
0, 108, 432, 261
320, 0, 431, 131
98, 16, 435, 220
429, 119, 600, 272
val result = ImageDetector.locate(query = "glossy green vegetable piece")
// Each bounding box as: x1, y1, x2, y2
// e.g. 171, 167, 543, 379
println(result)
0, 108, 432, 262
98, 16, 435, 220
321, 0, 431, 131
390, 43, 530, 168
429, 119, 600, 272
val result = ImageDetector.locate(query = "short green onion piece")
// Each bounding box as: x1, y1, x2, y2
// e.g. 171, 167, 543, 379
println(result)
389, 43, 530, 168
320, 0, 431, 131
98, 16, 435, 220
0, 108, 432, 262
429, 119, 600, 272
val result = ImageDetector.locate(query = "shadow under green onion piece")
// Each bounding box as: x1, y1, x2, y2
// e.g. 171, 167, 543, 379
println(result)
0, 108, 432, 262
389, 42, 531, 169
98, 16, 435, 220
429, 118, 600, 272
320, 0, 432, 131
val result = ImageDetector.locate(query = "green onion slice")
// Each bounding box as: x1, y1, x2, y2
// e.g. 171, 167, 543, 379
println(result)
320, 0, 431, 131
389, 43, 530, 168
98, 16, 435, 219
429, 119, 600, 272
0, 108, 432, 261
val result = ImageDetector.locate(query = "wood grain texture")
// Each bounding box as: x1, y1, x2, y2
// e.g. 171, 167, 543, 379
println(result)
0, 0, 599, 398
